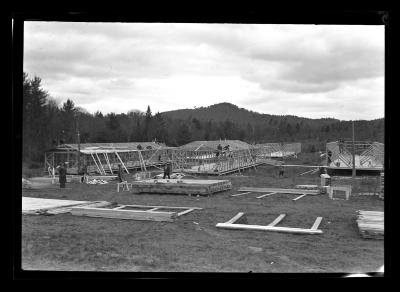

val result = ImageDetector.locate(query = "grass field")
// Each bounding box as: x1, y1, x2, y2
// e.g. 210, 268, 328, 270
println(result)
21, 157, 384, 273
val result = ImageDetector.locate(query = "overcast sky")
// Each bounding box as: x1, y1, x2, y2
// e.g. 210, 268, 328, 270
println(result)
23, 22, 384, 120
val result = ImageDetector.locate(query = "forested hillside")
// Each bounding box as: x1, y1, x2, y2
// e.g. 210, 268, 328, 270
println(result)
20, 73, 384, 164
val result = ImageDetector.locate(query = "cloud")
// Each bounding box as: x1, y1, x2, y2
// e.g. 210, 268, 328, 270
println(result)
23, 22, 384, 120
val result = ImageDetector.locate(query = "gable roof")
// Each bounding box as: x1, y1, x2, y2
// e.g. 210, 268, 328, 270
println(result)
178, 140, 251, 151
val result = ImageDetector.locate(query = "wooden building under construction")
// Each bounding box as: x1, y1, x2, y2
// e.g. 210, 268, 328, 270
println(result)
44, 142, 175, 175
171, 140, 262, 175
252, 142, 301, 159
325, 140, 384, 172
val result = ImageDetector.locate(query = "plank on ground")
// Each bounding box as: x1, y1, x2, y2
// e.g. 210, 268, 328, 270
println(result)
215, 223, 323, 235
70, 207, 176, 222
267, 214, 286, 227
237, 187, 320, 195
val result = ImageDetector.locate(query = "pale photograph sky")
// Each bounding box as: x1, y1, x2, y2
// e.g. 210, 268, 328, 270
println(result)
23, 22, 385, 120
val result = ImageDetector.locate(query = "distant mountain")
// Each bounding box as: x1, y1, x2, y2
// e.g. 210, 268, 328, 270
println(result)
161, 102, 384, 150
162, 102, 338, 125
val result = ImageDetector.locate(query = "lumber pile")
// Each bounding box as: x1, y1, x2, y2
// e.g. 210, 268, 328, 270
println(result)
87, 178, 108, 184
131, 179, 232, 195
356, 210, 384, 240
22, 197, 112, 215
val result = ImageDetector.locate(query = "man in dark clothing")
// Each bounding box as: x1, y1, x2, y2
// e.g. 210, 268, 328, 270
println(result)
81, 163, 88, 183
163, 162, 172, 179
58, 163, 67, 188
217, 144, 222, 151
117, 164, 125, 183
278, 163, 285, 178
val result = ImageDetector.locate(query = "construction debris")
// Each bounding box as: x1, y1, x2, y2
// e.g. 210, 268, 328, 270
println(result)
131, 179, 232, 196
87, 178, 109, 185
356, 210, 384, 239
154, 172, 186, 179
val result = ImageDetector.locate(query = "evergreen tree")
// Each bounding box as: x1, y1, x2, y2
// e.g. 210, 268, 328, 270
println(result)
176, 124, 192, 145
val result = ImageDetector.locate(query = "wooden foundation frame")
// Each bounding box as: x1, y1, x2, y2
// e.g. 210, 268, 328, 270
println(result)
71, 204, 202, 222
216, 212, 323, 235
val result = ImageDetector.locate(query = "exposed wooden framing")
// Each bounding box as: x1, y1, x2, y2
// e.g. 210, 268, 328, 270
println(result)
268, 214, 286, 227
104, 153, 113, 174
256, 192, 277, 199
71, 204, 202, 222
216, 212, 323, 235
115, 151, 129, 174
145, 146, 162, 165
231, 191, 252, 197
176, 208, 195, 216
225, 212, 246, 224
112, 204, 203, 210
138, 151, 147, 172
90, 153, 102, 174
292, 194, 307, 201
95, 153, 106, 175
238, 187, 320, 195
299, 168, 319, 176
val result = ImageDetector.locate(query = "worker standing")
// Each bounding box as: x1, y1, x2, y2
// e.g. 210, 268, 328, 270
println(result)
117, 164, 125, 183
163, 161, 172, 179
278, 162, 285, 178
58, 162, 67, 188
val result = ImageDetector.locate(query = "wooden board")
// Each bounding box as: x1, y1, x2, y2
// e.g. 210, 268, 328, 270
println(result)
71, 207, 176, 221
216, 223, 323, 234
238, 187, 320, 195
292, 194, 307, 201
268, 214, 286, 227
256, 192, 277, 199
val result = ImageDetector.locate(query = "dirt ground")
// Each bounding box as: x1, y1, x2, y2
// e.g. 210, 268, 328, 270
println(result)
21, 160, 384, 273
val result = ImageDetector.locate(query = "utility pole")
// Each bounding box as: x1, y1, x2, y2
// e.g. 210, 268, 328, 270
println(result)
352, 120, 356, 178
75, 113, 81, 173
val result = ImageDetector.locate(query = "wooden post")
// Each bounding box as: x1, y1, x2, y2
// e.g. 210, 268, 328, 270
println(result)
115, 151, 129, 174
352, 121, 356, 178
91, 153, 102, 174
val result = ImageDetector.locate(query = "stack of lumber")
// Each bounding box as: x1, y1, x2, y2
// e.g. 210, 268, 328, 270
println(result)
87, 178, 108, 184
356, 210, 384, 239
379, 172, 384, 200
131, 179, 232, 195
294, 185, 319, 191
22, 197, 111, 215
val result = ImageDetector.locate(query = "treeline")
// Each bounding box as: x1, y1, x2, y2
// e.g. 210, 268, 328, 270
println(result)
22, 73, 384, 163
